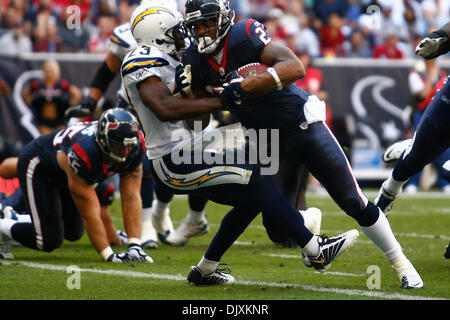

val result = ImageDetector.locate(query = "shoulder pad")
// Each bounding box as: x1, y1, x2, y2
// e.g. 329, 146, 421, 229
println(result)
121, 46, 170, 78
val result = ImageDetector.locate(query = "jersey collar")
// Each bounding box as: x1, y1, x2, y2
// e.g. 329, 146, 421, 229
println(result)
204, 32, 231, 76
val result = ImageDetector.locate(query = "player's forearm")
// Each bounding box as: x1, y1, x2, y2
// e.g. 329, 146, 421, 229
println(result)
247, 42, 305, 93
74, 197, 110, 252
241, 60, 304, 94
440, 22, 450, 38
120, 191, 142, 241
100, 207, 121, 246
157, 96, 223, 122
69, 184, 110, 252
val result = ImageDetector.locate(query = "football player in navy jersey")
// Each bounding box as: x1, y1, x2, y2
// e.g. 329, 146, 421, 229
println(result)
0, 108, 152, 263
178, 0, 422, 288
374, 22, 450, 259
122, 1, 360, 286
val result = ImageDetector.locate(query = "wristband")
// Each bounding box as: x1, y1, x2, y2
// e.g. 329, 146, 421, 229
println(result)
267, 67, 282, 91
429, 30, 449, 39
100, 246, 114, 261
128, 237, 141, 246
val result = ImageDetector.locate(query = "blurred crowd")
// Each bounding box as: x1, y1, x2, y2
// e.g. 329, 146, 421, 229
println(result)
0, 0, 449, 58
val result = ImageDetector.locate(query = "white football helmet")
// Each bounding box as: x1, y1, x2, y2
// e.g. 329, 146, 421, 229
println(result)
130, 0, 187, 56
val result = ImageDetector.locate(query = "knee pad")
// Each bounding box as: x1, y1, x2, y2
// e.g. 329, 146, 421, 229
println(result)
64, 227, 85, 242
41, 238, 64, 252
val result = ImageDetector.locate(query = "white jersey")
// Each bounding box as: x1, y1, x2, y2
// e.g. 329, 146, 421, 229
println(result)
121, 45, 195, 160
109, 23, 138, 103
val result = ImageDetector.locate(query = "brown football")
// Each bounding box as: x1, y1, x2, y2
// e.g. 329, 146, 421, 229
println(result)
236, 63, 272, 98
236, 62, 269, 79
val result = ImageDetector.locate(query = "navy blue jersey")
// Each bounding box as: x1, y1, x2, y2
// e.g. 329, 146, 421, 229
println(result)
183, 19, 309, 133
31, 122, 145, 186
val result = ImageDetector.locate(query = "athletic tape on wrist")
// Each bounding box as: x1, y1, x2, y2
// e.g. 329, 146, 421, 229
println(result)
100, 246, 114, 261
267, 67, 283, 91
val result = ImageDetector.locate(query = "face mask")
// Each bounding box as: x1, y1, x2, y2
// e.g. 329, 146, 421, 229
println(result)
198, 36, 218, 54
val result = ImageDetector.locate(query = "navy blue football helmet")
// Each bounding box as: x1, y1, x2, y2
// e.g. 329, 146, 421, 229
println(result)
95, 108, 141, 163
184, 0, 235, 54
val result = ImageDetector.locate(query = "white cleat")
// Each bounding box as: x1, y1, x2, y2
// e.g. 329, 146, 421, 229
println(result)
391, 254, 423, 289
382, 139, 413, 164
141, 220, 159, 249
151, 200, 175, 242
300, 208, 323, 267
307, 229, 359, 272
0, 222, 14, 260
164, 216, 209, 246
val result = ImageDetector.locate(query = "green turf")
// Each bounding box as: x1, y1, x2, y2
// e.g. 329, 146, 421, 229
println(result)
1, 191, 449, 301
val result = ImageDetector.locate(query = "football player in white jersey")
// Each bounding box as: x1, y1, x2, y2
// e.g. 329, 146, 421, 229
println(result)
122, 1, 359, 286
65, 0, 210, 249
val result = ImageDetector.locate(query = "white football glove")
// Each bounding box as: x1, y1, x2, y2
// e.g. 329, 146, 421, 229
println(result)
127, 244, 154, 263
107, 251, 132, 263
415, 37, 448, 58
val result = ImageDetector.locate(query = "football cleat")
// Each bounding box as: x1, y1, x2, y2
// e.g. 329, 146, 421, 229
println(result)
151, 201, 175, 242
444, 243, 450, 259
141, 220, 159, 249
382, 139, 412, 164
0, 206, 18, 220
374, 182, 400, 215
306, 229, 359, 272
116, 230, 128, 245
164, 216, 209, 246
187, 265, 235, 286
300, 208, 323, 267
391, 254, 423, 289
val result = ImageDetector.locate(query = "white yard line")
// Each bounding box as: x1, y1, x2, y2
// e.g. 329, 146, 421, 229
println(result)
0, 260, 445, 301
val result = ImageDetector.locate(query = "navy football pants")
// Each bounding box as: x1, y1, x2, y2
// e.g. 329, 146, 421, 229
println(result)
393, 80, 450, 182
12, 143, 84, 252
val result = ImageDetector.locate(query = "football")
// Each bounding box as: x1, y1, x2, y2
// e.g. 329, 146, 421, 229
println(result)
236, 62, 269, 79
236, 63, 272, 98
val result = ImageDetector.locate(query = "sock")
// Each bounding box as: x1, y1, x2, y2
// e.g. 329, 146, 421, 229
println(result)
187, 209, 205, 223
142, 207, 153, 222
17, 214, 32, 223
303, 235, 320, 257
152, 200, 170, 219
299, 209, 317, 232
384, 173, 407, 195
360, 209, 403, 261
0, 218, 17, 239
197, 256, 219, 275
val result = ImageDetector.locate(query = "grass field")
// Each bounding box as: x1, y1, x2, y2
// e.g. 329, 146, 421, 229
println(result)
0, 190, 448, 303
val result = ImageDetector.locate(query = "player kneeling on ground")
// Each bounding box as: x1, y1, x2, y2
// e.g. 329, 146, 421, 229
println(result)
0, 108, 152, 263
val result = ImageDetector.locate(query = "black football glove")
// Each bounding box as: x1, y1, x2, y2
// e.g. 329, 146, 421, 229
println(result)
64, 96, 97, 119
220, 71, 249, 112
174, 64, 192, 97
127, 243, 154, 263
